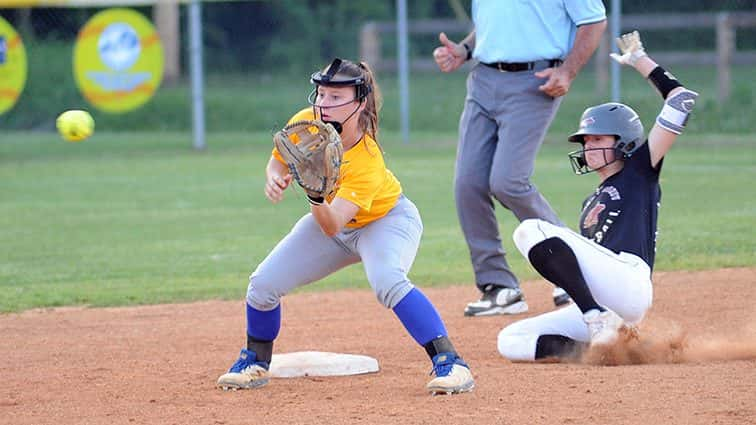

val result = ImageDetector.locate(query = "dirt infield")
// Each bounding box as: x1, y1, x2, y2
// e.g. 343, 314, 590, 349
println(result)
2, 268, 755, 425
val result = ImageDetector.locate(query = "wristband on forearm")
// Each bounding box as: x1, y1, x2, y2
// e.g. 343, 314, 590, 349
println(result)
463, 43, 472, 61
647, 66, 683, 99
307, 195, 325, 206
656, 88, 699, 135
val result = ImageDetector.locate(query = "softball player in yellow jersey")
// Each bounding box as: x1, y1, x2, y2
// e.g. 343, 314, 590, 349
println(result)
217, 58, 474, 395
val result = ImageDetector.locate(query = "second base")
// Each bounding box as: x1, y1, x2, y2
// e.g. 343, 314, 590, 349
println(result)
269, 351, 379, 378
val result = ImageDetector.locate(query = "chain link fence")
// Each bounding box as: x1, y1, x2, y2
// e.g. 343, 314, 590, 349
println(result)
1, 0, 755, 135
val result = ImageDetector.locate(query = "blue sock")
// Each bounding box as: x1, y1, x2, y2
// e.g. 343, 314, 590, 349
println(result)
246, 303, 281, 342
392, 287, 447, 346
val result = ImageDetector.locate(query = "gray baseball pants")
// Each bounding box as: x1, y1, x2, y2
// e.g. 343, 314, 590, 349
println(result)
455, 63, 564, 291
247, 195, 422, 311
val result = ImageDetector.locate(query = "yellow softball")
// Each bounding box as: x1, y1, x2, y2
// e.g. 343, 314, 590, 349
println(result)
56, 110, 95, 142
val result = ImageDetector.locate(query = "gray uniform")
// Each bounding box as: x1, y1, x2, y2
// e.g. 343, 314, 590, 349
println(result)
456, 0, 606, 292
247, 195, 421, 311
455, 63, 563, 290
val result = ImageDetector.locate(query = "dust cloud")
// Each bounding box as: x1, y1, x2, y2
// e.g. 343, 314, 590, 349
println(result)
581, 318, 756, 365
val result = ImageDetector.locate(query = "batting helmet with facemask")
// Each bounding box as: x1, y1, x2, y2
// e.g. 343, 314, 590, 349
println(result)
307, 58, 372, 134
567, 102, 645, 174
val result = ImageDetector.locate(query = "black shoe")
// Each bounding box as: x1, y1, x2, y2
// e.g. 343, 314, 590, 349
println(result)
552, 287, 572, 307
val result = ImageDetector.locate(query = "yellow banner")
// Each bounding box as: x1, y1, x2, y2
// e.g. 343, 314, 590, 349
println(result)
74, 8, 163, 113
0, 15, 27, 115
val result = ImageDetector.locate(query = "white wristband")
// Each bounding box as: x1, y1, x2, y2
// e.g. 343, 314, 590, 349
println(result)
656, 89, 699, 135
656, 103, 688, 134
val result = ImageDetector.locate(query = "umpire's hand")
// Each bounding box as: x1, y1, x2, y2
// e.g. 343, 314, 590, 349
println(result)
535, 66, 575, 98
433, 32, 467, 73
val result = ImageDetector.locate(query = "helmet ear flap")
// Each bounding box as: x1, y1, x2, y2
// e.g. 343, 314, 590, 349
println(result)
624, 140, 636, 156
614, 139, 626, 157
615, 139, 637, 158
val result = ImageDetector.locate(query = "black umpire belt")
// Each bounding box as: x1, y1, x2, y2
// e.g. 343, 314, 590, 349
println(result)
482, 59, 562, 72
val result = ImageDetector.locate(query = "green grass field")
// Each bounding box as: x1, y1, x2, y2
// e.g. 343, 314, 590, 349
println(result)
3, 64, 756, 134
1, 129, 754, 313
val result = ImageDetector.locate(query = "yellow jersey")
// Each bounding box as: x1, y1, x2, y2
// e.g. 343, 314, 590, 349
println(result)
272, 108, 402, 228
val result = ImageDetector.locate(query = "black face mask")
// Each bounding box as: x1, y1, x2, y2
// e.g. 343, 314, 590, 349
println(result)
307, 86, 368, 134
567, 147, 621, 175
307, 96, 363, 134
307, 58, 372, 134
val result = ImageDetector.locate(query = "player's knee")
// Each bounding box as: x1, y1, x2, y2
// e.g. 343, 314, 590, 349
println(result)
619, 295, 652, 326
512, 219, 548, 256
497, 326, 537, 362
489, 177, 527, 208
369, 271, 412, 308
454, 173, 489, 197
246, 275, 283, 311
375, 284, 412, 309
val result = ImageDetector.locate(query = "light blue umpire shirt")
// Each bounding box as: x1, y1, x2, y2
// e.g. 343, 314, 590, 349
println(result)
472, 0, 606, 63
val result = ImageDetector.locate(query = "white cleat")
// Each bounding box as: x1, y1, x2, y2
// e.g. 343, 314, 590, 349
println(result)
217, 349, 270, 390
217, 364, 270, 390
584, 309, 625, 347
426, 353, 475, 395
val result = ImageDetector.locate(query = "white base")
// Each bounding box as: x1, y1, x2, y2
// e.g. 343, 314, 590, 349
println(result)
269, 351, 380, 378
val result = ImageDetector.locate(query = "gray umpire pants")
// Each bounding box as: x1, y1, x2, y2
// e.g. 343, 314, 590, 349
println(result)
455, 63, 563, 291
246, 195, 422, 311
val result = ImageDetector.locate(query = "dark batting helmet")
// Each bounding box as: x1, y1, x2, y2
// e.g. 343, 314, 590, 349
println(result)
567, 102, 645, 174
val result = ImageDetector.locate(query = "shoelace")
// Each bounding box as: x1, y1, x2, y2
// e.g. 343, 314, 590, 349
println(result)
429, 357, 456, 377
229, 356, 253, 373
230, 357, 269, 374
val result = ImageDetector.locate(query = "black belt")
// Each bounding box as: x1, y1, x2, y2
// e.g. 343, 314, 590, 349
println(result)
481, 59, 562, 72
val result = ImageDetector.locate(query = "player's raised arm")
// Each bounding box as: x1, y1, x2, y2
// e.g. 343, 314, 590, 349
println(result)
610, 31, 699, 168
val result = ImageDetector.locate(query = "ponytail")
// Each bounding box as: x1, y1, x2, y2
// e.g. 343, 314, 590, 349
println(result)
357, 61, 382, 141
318, 58, 384, 153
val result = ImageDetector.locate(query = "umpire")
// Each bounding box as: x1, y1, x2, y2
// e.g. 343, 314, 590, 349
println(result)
433, 0, 606, 316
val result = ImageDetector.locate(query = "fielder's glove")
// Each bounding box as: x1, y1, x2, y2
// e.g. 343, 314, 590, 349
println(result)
273, 120, 343, 205
610, 30, 648, 66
